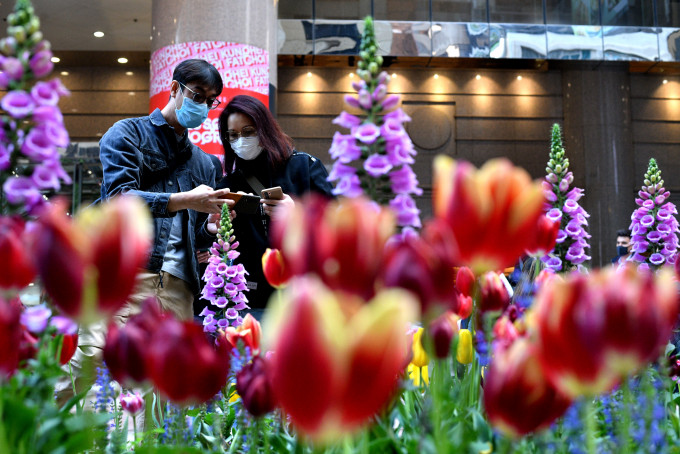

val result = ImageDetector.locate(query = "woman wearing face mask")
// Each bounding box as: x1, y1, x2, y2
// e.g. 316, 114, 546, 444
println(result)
216, 95, 334, 316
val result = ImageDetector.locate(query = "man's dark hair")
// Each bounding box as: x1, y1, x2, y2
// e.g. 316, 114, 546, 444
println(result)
616, 228, 631, 238
219, 95, 293, 174
172, 59, 223, 94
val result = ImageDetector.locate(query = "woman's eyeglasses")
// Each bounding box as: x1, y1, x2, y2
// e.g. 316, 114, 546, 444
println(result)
226, 126, 258, 143
177, 82, 221, 110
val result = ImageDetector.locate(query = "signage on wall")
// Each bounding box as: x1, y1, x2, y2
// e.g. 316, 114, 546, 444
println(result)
150, 41, 269, 156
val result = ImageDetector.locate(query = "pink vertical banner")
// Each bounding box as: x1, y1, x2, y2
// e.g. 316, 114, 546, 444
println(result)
150, 41, 269, 156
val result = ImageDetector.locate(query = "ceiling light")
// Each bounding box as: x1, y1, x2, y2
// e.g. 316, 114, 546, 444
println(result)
60, 71, 69, 76
117, 57, 128, 64
125, 71, 134, 76
349, 73, 354, 78
663, 79, 668, 84
517, 75, 523, 80
392, 73, 397, 78
434, 74, 439, 79
307, 72, 312, 77
93, 31, 104, 38
51, 56, 60, 63
475, 74, 481, 80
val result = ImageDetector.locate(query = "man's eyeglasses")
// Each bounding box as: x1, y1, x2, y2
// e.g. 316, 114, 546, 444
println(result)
177, 81, 221, 110
226, 126, 258, 143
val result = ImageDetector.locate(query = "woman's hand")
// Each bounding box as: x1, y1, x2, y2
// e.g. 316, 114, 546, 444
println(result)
261, 193, 294, 218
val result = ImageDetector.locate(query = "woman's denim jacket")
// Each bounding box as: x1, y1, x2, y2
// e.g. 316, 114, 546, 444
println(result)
98, 109, 218, 294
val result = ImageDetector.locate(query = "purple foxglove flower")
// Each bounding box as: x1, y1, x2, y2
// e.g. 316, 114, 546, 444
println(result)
380, 118, 406, 141
389, 194, 421, 228
329, 161, 358, 184
358, 88, 372, 109
31, 164, 61, 190
353, 122, 380, 144
565, 220, 582, 237
33, 105, 64, 124
545, 190, 557, 203
0, 142, 12, 171
351, 80, 367, 91
21, 127, 57, 161
649, 253, 665, 265
215, 262, 228, 274
20, 304, 52, 333
225, 266, 238, 278
3, 176, 42, 207
364, 153, 393, 177
632, 234, 647, 243
563, 199, 580, 214
227, 250, 239, 260
657, 209, 671, 221
639, 190, 650, 199
225, 283, 238, 295
556, 230, 567, 243
658, 224, 672, 236
372, 83, 387, 102
29, 50, 53, 78
332, 111, 361, 129
3, 57, 23, 81
389, 165, 423, 196
385, 136, 415, 166
558, 179, 569, 192
383, 108, 411, 124
232, 317, 244, 327
546, 173, 559, 184
546, 208, 562, 222
655, 194, 668, 204
217, 318, 230, 330
0, 72, 9, 89
233, 293, 248, 304
642, 199, 655, 209
203, 315, 217, 332
213, 296, 228, 308
43, 158, 72, 184
332, 174, 363, 198
50, 315, 78, 335
381, 94, 400, 111
329, 131, 361, 163
2, 90, 35, 118
233, 301, 248, 311
31, 81, 59, 106
199, 307, 215, 317
344, 94, 361, 109
640, 215, 655, 228
377, 71, 389, 85
566, 187, 584, 201
226, 308, 239, 319
542, 255, 563, 271
210, 276, 225, 289
49, 78, 70, 97
632, 241, 649, 253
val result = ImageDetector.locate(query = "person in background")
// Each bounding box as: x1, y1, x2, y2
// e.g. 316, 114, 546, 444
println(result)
216, 95, 334, 319
612, 228, 632, 265
57, 59, 232, 402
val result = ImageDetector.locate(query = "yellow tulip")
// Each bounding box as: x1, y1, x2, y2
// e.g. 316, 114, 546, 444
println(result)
456, 329, 474, 364
410, 327, 429, 368
407, 364, 429, 386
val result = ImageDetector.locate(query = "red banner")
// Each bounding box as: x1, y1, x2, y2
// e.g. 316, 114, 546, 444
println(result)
150, 41, 269, 157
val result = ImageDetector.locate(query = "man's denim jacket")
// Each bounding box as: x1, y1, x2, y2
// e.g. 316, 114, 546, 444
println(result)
99, 109, 218, 294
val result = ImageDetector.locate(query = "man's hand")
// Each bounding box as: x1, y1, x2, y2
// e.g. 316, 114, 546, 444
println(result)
168, 185, 234, 214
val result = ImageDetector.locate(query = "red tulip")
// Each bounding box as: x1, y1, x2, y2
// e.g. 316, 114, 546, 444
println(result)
32, 196, 152, 324
219, 313, 261, 356
379, 226, 457, 318
478, 272, 510, 313
272, 195, 394, 300
526, 214, 560, 257
263, 276, 419, 441
534, 264, 679, 398
455, 266, 476, 297
236, 355, 276, 417
484, 337, 572, 438
262, 248, 291, 289
0, 297, 23, 378
433, 157, 545, 274
58, 332, 78, 365
427, 311, 460, 359
0, 216, 35, 290
120, 392, 145, 416
149, 317, 230, 405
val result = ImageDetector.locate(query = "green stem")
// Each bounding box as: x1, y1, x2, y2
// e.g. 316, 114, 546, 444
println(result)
227, 427, 242, 454
584, 398, 597, 454
68, 363, 83, 414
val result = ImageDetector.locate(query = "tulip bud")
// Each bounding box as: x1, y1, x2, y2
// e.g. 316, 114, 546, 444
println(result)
455, 266, 475, 297
428, 311, 460, 359
456, 329, 473, 364
236, 356, 276, 417
410, 327, 429, 367
479, 272, 510, 313
120, 392, 145, 416
262, 248, 290, 289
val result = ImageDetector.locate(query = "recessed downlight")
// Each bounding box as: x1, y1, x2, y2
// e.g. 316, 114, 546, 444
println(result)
51, 56, 60, 63
93, 31, 104, 38
117, 57, 128, 64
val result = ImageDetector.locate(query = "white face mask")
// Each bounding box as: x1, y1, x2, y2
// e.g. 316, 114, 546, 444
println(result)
232, 136, 263, 161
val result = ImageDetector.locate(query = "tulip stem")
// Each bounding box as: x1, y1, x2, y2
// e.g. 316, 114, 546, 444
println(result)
227, 427, 242, 453
584, 398, 597, 454
68, 363, 82, 414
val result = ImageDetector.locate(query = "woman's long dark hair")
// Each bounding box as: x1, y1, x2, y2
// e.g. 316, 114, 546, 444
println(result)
219, 95, 293, 174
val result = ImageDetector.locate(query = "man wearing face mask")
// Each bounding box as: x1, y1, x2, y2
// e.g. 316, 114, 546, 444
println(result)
216, 95, 334, 318
611, 228, 632, 265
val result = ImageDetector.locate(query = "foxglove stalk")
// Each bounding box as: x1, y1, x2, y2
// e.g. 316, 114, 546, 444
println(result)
200, 203, 249, 331
629, 158, 679, 269
541, 124, 591, 271
0, 0, 71, 215
326, 16, 422, 230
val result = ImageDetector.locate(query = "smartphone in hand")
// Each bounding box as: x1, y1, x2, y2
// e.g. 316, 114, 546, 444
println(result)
261, 186, 284, 200
222, 192, 261, 215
